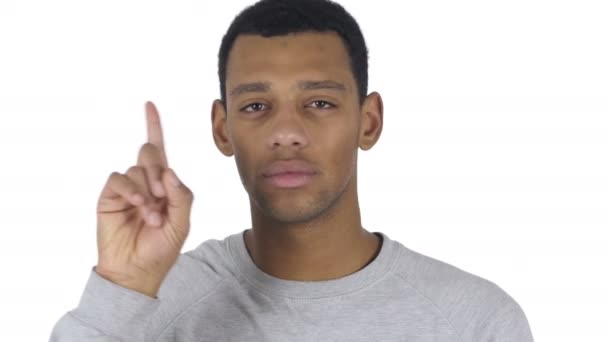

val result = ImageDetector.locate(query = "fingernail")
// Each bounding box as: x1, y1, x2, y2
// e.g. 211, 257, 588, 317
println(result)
154, 182, 165, 196
149, 212, 161, 226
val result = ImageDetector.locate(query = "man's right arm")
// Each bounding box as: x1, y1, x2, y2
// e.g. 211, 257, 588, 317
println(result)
50, 102, 195, 341
49, 267, 161, 341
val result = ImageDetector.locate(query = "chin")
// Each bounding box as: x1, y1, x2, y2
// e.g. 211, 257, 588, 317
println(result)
254, 186, 345, 225
268, 207, 323, 225
261, 199, 318, 223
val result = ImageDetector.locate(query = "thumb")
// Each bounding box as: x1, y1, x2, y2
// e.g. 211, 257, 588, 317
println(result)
161, 168, 193, 233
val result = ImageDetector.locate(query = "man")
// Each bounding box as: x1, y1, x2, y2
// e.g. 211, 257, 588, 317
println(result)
50, 0, 534, 341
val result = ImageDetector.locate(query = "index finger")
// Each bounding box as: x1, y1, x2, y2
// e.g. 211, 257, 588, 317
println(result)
145, 101, 169, 167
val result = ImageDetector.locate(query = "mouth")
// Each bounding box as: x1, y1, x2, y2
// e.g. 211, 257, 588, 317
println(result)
261, 159, 318, 188
263, 172, 316, 188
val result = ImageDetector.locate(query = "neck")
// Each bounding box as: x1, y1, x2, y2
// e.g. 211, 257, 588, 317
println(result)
244, 181, 381, 281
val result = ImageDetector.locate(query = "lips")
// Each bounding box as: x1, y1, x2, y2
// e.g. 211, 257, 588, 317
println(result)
265, 172, 315, 188
261, 159, 318, 188
262, 159, 318, 177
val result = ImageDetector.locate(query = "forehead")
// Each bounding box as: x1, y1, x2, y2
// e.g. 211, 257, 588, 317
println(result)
226, 32, 353, 84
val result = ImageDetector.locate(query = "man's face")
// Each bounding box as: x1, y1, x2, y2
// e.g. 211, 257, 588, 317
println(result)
215, 32, 364, 224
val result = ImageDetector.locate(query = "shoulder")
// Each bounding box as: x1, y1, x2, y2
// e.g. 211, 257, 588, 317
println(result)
390, 242, 534, 341
157, 233, 238, 305
179, 232, 239, 282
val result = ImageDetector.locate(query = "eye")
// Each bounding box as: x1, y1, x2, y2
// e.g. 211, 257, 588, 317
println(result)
308, 100, 335, 109
241, 103, 267, 112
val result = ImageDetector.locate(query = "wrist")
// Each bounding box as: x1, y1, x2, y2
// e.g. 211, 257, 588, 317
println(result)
94, 265, 161, 298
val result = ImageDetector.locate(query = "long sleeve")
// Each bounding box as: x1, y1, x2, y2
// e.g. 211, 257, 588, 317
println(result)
476, 296, 534, 342
49, 266, 161, 342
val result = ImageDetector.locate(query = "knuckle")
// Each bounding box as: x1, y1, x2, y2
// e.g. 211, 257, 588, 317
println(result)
108, 172, 126, 185
148, 165, 162, 177
109, 171, 121, 180
137, 144, 163, 167
140, 142, 152, 151
126, 165, 143, 175
184, 187, 194, 199
140, 142, 158, 155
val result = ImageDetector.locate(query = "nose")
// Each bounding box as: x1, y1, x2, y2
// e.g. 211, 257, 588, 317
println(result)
265, 108, 310, 150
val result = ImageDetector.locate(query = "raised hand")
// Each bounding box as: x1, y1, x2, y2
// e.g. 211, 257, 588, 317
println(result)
95, 101, 194, 298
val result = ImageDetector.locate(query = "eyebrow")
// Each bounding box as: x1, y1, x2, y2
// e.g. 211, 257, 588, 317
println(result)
229, 80, 347, 98
229, 82, 271, 97
298, 80, 347, 92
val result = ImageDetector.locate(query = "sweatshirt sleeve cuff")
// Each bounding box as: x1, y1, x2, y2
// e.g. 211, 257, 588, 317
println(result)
69, 266, 161, 338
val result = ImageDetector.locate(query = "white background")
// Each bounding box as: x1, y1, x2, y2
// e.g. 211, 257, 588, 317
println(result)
1, 0, 606, 340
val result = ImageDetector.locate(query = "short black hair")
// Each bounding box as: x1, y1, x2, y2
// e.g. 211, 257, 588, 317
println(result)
218, 0, 369, 106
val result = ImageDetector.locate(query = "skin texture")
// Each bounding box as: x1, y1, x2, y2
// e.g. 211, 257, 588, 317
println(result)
211, 32, 384, 281
96, 102, 194, 298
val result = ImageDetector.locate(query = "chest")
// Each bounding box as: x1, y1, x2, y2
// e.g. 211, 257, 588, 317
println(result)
156, 290, 460, 342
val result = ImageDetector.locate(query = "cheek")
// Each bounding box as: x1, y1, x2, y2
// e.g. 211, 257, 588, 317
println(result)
228, 121, 252, 158
233, 152, 250, 188
325, 127, 359, 176
229, 133, 258, 186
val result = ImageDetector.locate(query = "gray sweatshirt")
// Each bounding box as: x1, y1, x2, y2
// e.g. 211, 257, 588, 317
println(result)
49, 230, 534, 341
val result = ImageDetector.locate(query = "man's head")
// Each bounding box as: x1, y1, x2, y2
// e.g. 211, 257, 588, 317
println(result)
217, 0, 369, 106
211, 0, 383, 225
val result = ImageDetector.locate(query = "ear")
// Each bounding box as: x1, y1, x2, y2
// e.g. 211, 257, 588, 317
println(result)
358, 91, 384, 151
211, 99, 234, 156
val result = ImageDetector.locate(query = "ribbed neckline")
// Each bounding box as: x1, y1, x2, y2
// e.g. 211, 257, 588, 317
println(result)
226, 229, 401, 299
